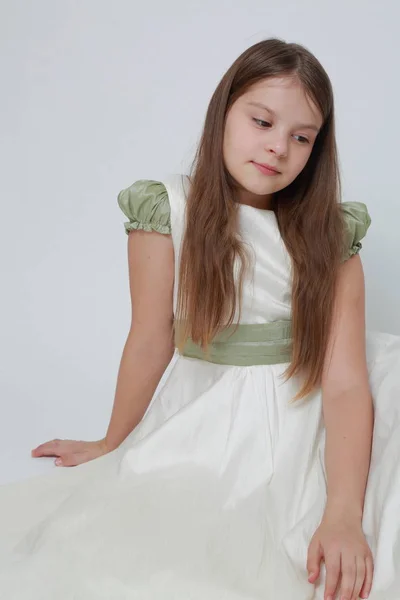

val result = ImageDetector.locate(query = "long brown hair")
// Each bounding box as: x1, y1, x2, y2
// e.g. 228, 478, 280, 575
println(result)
175, 38, 345, 400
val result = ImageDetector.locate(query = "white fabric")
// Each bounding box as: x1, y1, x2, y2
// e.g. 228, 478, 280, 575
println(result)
0, 175, 399, 599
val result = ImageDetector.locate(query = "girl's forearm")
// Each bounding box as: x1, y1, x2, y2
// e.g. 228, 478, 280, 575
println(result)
323, 385, 374, 521
105, 330, 175, 451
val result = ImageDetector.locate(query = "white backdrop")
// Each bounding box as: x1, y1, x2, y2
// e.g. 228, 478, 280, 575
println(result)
1, 0, 399, 484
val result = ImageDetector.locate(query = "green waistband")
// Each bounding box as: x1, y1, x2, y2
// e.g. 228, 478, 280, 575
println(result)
176, 320, 293, 366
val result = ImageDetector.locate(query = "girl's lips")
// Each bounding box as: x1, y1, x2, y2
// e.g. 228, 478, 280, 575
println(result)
252, 162, 281, 176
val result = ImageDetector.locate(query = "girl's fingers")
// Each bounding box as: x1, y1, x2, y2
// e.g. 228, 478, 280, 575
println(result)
31, 439, 63, 457
360, 554, 374, 599
32, 439, 86, 457
35, 440, 106, 466
351, 556, 366, 600
55, 454, 72, 467
307, 538, 323, 583
339, 553, 356, 600
323, 553, 341, 600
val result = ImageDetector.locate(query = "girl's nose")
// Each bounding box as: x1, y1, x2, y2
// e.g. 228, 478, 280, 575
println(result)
265, 135, 288, 158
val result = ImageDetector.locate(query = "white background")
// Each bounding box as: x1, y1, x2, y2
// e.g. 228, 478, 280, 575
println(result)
1, 0, 399, 484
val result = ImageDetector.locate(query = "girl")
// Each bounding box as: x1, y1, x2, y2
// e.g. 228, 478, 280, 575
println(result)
1, 38, 400, 600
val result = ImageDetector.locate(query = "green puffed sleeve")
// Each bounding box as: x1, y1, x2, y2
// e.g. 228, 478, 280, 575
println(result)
117, 179, 171, 235
341, 201, 371, 262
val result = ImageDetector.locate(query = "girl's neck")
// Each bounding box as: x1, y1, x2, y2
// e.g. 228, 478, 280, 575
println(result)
237, 186, 274, 211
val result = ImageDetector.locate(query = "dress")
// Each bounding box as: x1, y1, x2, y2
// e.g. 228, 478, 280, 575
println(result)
0, 173, 399, 599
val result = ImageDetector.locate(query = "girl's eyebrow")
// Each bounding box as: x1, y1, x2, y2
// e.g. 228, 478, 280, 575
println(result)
246, 101, 320, 132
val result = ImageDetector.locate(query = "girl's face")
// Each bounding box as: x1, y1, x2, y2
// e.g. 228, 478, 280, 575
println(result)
223, 76, 323, 209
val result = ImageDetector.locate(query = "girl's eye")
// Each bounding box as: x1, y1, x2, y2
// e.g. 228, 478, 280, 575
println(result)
253, 118, 271, 128
252, 119, 310, 145
293, 134, 309, 144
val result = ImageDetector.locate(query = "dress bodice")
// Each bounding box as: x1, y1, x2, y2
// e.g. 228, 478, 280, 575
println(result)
163, 174, 292, 325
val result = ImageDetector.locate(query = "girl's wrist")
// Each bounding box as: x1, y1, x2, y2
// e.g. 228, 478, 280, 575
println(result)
103, 436, 119, 453
324, 498, 364, 524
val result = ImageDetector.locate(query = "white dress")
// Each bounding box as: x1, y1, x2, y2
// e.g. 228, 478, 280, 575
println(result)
0, 174, 399, 599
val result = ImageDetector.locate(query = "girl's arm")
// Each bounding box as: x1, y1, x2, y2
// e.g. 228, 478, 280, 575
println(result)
321, 254, 374, 520
307, 254, 374, 600
105, 228, 175, 451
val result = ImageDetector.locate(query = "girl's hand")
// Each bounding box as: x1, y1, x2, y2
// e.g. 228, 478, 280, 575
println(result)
307, 511, 374, 600
31, 438, 110, 467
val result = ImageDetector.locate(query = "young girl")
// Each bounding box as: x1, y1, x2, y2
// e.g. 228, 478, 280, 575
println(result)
0, 38, 399, 600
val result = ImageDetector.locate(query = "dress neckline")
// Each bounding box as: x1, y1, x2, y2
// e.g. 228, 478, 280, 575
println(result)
238, 203, 276, 216
184, 175, 275, 215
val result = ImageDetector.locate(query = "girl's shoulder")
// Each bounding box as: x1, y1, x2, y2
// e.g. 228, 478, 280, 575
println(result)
117, 179, 171, 236
340, 201, 371, 261
116, 175, 189, 237
116, 179, 372, 262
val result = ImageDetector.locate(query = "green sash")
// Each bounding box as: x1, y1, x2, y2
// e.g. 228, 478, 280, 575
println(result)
177, 320, 292, 366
